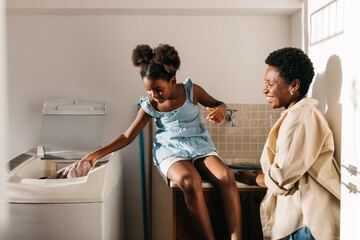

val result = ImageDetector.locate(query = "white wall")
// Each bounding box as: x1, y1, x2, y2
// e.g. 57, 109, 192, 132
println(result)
7, 14, 291, 240
290, 9, 302, 48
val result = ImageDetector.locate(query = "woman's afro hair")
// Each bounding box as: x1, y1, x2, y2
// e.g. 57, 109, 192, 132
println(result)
265, 47, 314, 96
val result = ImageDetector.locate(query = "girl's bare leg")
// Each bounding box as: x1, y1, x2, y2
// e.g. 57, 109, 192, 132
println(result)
195, 156, 242, 240
167, 160, 216, 240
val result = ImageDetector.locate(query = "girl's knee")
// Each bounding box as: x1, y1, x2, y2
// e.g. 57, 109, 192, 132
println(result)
217, 168, 236, 188
177, 175, 202, 195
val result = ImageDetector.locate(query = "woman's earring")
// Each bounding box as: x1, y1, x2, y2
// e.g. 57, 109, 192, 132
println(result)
290, 91, 294, 95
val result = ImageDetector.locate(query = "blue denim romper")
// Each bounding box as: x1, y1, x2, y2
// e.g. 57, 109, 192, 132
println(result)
140, 78, 218, 166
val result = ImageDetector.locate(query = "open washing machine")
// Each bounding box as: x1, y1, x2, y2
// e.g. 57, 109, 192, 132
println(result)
6, 99, 124, 240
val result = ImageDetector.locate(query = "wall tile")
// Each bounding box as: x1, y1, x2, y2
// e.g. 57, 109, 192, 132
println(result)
199, 104, 282, 160
227, 135, 235, 142
243, 128, 251, 135
251, 104, 259, 111
251, 112, 259, 119
259, 104, 266, 111
211, 135, 219, 142
219, 135, 227, 143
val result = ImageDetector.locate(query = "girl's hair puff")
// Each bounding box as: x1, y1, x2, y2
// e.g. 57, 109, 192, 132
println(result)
153, 44, 181, 74
132, 44, 181, 81
131, 44, 154, 67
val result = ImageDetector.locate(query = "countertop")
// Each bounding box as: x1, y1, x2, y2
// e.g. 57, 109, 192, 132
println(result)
168, 179, 264, 189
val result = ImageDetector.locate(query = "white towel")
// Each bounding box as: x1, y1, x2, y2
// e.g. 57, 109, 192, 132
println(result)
47, 161, 91, 179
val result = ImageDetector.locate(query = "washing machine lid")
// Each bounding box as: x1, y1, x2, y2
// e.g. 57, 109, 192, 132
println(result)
42, 99, 106, 115
38, 99, 106, 159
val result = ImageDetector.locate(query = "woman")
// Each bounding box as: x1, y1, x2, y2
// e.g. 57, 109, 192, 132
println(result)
236, 47, 340, 240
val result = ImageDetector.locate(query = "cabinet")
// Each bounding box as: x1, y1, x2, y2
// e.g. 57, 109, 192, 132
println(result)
172, 187, 266, 240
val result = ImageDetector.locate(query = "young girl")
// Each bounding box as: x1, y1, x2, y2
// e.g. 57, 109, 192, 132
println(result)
81, 44, 242, 240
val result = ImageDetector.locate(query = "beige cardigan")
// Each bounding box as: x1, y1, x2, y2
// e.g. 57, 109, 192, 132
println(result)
260, 98, 340, 240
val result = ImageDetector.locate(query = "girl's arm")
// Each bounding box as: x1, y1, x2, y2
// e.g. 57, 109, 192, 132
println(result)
80, 108, 152, 165
193, 84, 227, 123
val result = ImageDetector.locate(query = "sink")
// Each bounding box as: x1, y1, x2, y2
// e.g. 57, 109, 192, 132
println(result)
223, 158, 262, 170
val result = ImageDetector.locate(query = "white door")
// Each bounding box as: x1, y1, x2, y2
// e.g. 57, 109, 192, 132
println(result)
306, 0, 360, 238
340, 0, 360, 239
340, 71, 360, 239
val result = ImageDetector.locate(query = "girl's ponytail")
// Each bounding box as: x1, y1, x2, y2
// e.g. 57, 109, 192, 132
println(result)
153, 44, 181, 75
132, 44, 154, 67
132, 44, 180, 81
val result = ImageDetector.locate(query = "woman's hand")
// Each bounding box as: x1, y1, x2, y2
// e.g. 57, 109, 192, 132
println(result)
206, 104, 227, 123
234, 170, 258, 186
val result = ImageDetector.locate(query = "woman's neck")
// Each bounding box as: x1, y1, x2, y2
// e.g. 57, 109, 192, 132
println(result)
286, 95, 304, 109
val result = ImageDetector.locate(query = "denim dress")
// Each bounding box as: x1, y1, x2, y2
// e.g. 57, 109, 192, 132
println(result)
139, 78, 218, 166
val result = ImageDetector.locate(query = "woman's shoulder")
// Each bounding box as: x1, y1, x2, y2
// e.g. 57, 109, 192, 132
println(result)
284, 98, 330, 130
287, 98, 322, 117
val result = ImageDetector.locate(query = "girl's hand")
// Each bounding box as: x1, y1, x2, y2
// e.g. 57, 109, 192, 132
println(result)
80, 152, 99, 166
206, 104, 227, 123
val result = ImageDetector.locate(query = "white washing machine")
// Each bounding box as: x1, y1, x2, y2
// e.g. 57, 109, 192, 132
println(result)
5, 99, 124, 240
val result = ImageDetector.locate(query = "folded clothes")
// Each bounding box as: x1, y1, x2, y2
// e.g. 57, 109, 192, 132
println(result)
47, 161, 91, 179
